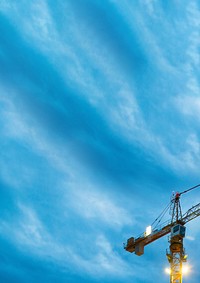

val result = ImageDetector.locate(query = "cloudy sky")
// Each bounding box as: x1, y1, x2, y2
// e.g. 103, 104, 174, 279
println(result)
0, 1, 200, 282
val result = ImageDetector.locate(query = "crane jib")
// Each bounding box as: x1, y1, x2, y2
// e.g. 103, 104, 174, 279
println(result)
124, 201, 200, 256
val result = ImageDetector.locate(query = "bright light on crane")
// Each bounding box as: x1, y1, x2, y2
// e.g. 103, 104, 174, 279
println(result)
164, 265, 190, 275
165, 267, 171, 274
145, 226, 152, 236
182, 265, 190, 274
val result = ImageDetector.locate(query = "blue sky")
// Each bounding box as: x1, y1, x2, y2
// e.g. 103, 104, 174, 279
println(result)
0, 1, 200, 282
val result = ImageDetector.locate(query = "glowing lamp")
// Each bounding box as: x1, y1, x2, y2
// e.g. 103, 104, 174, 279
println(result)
145, 226, 152, 236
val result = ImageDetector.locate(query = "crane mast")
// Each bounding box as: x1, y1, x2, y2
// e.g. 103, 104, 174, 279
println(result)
124, 185, 200, 283
167, 192, 186, 283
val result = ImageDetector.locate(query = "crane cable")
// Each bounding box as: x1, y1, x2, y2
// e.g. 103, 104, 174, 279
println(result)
180, 183, 200, 196
137, 184, 200, 238
151, 201, 171, 229
151, 183, 200, 230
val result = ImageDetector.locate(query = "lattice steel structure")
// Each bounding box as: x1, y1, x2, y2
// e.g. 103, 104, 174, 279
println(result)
124, 184, 200, 283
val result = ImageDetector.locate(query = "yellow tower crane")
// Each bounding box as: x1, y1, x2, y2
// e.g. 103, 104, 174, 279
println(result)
124, 184, 200, 283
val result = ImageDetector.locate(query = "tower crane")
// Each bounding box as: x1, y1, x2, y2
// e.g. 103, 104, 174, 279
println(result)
124, 184, 200, 283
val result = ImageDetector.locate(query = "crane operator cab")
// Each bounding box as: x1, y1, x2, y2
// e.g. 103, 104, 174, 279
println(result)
169, 224, 186, 255
171, 224, 186, 238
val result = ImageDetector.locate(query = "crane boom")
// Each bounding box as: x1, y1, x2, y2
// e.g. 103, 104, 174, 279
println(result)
182, 202, 200, 224
124, 223, 171, 255
124, 201, 200, 255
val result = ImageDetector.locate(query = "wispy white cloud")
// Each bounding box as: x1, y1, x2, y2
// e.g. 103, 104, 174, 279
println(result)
180, 2, 200, 95
13, 204, 52, 249
171, 0, 200, 172
0, 84, 134, 231
68, 184, 133, 228
186, 235, 195, 241
0, 1, 56, 49
152, 132, 200, 174
0, 86, 75, 185
184, 220, 200, 243
175, 96, 200, 118
112, 0, 177, 72
1, 2, 200, 282
187, 2, 200, 28
0, 203, 55, 254
70, 234, 133, 278
1, 0, 150, 155
0, 203, 132, 279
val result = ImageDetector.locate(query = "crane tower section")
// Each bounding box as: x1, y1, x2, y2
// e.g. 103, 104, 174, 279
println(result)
167, 224, 186, 283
